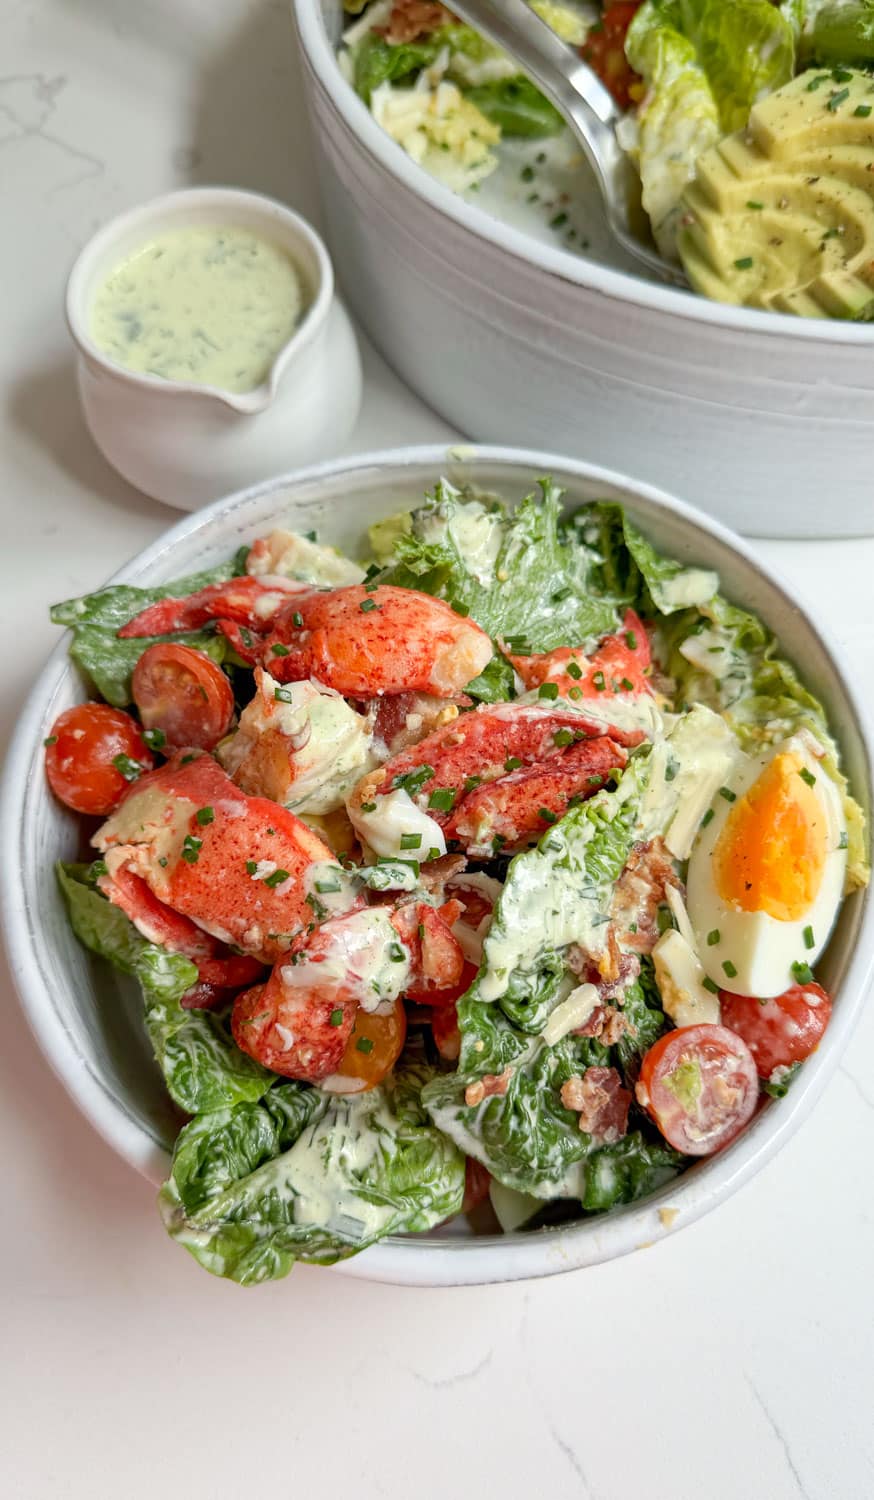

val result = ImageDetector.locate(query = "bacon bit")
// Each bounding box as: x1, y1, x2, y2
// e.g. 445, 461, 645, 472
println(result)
376, 0, 453, 42
465, 1065, 514, 1108
566, 944, 640, 1002
577, 1004, 636, 1046
561, 1067, 631, 1141
416, 852, 468, 894
610, 838, 681, 952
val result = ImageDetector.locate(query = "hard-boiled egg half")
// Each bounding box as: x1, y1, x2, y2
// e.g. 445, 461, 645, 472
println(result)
687, 733, 846, 999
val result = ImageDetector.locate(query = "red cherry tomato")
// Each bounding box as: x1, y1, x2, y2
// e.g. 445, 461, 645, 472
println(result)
332, 998, 407, 1092
720, 983, 832, 1080
44, 703, 153, 815
636, 1024, 759, 1156
581, 2, 643, 111
131, 643, 234, 752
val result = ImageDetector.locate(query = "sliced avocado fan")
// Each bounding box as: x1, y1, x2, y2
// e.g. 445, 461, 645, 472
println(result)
677, 68, 874, 319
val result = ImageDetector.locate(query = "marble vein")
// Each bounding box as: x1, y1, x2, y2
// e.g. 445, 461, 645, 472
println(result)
746, 1375, 813, 1500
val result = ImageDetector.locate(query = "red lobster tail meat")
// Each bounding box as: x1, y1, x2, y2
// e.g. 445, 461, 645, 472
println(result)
118, 576, 308, 638
506, 610, 652, 698
264, 584, 493, 697
92, 751, 340, 964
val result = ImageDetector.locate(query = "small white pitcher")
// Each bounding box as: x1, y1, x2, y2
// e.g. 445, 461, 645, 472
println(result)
66, 187, 362, 510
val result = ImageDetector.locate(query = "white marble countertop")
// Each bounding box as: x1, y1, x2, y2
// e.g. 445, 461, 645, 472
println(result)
2, 3, 873, 1496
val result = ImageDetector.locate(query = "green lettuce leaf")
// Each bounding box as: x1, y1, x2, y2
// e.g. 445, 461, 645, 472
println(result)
465, 77, 564, 137
159, 1052, 466, 1284
57, 864, 273, 1113
474, 760, 646, 1022
580, 1133, 682, 1212
798, 1, 874, 64
567, 501, 719, 616
626, 0, 795, 254
376, 481, 619, 683
353, 32, 443, 102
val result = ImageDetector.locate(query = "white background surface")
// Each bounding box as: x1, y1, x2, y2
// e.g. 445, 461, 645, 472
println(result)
1, 3, 873, 1497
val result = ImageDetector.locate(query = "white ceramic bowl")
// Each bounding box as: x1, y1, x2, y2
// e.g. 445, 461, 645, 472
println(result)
292, 0, 874, 539
66, 187, 362, 510
2, 445, 872, 1286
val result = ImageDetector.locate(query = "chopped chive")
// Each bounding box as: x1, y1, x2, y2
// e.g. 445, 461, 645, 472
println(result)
359, 597, 378, 613
552, 730, 573, 748
832, 67, 853, 82
734, 256, 754, 270
356, 1036, 374, 1054
491, 834, 506, 854
625, 630, 638, 650
392, 765, 435, 795
550, 211, 568, 229
565, 660, 583, 680
271, 643, 289, 657
592, 671, 606, 691
143, 727, 166, 751
360, 801, 377, 813
722, 959, 738, 979
620, 677, 635, 691
464, 775, 482, 792
180, 753, 197, 765
701, 807, 715, 828
702, 976, 720, 994
328, 1008, 344, 1027
537, 807, 557, 824
803, 925, 815, 951
112, 753, 144, 782
428, 787, 456, 811
806, 73, 831, 90
520, 164, 535, 182
195, 806, 215, 826
792, 960, 814, 985
399, 833, 422, 850
246, 860, 257, 875
838, 830, 849, 849
538, 682, 559, 700
707, 929, 720, 946
315, 876, 341, 894
799, 766, 816, 787
855, 103, 872, 117
451, 600, 470, 617
304, 529, 318, 542
505, 755, 523, 770
292, 611, 304, 628
719, 786, 736, 802
664, 758, 679, 783
158, 856, 168, 868
587, 774, 604, 786
43, 735, 58, 747
388, 942, 406, 963
238, 626, 254, 649
827, 87, 850, 111
568, 686, 583, 701
181, 835, 202, 865
746, 200, 764, 210
263, 868, 290, 888
274, 687, 295, 703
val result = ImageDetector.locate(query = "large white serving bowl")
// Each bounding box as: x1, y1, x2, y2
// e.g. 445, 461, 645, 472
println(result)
292, 0, 874, 539
2, 445, 872, 1286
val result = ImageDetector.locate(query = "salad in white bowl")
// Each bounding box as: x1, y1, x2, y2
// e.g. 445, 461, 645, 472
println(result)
42, 476, 868, 1283
340, 0, 874, 316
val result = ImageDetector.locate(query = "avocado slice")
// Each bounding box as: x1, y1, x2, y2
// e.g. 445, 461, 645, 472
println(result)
678, 68, 874, 318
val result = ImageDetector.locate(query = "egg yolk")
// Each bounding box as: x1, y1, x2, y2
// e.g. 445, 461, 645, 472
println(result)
714, 752, 826, 921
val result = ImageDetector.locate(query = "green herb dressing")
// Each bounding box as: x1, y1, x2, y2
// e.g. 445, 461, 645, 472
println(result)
90, 225, 303, 392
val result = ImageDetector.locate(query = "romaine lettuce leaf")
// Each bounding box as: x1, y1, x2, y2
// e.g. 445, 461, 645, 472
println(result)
57, 864, 274, 1112
797, 0, 874, 64
375, 481, 619, 679
474, 759, 646, 1021
626, 0, 795, 255
50, 560, 242, 632
160, 1052, 466, 1284
465, 76, 564, 137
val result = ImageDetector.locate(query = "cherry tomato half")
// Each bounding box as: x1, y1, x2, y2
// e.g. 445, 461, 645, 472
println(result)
132, 643, 234, 752
720, 983, 832, 1080
44, 703, 153, 815
636, 1024, 758, 1156
331, 998, 407, 1092
581, 2, 643, 112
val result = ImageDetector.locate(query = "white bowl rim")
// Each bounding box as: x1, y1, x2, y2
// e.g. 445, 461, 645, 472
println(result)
292, 0, 874, 348
65, 185, 336, 416
3, 441, 872, 1286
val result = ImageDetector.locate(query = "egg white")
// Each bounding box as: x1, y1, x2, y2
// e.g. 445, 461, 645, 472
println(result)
687, 734, 847, 999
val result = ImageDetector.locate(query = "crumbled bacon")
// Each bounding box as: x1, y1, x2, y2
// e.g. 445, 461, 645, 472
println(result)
576, 1004, 636, 1046
610, 838, 681, 952
376, 0, 453, 44
465, 1065, 514, 1108
416, 853, 468, 895
560, 1067, 631, 1141
566, 944, 640, 1003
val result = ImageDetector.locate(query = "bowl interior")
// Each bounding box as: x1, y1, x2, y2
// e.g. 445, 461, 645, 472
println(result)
6, 446, 872, 1281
